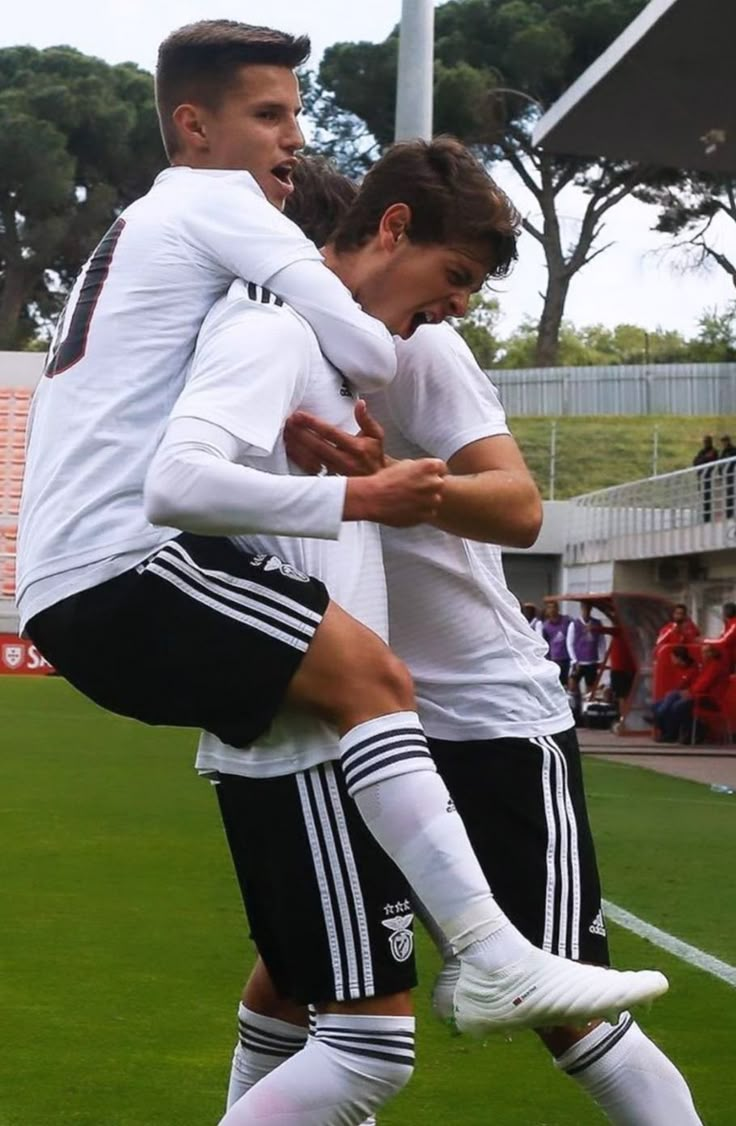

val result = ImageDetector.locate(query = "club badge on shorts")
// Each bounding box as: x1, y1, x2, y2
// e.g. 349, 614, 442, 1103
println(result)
381, 910, 415, 963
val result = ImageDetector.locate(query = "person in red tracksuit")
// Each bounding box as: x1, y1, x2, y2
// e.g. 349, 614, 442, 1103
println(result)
654, 604, 700, 653
659, 644, 731, 744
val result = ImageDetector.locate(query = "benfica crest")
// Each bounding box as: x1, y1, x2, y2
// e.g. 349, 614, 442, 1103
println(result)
2, 644, 24, 669
381, 914, 414, 962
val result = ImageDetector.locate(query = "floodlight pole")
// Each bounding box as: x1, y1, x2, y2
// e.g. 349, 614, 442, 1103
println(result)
395, 0, 435, 141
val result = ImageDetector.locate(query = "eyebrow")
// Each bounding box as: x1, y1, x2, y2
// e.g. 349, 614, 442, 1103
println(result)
252, 100, 303, 115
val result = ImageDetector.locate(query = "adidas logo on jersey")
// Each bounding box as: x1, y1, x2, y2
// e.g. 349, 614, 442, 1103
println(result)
244, 281, 283, 307
589, 908, 607, 937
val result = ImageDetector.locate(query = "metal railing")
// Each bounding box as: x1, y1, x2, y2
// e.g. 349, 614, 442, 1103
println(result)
491, 362, 736, 416
566, 457, 736, 564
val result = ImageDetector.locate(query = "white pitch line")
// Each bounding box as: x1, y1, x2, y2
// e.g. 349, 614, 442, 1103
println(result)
603, 900, 736, 988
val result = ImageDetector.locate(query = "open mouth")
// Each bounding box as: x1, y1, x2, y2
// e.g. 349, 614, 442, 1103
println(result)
407, 310, 439, 336
271, 162, 295, 191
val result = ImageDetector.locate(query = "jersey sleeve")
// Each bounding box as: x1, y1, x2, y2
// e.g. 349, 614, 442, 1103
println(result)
383, 323, 510, 461
181, 174, 396, 391
169, 288, 309, 454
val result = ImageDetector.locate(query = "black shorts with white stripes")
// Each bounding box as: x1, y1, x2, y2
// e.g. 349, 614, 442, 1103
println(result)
428, 727, 610, 966
26, 533, 329, 748
215, 762, 418, 1005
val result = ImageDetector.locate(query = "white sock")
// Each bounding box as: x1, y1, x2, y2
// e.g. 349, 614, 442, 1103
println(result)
341, 712, 528, 963
555, 1014, 702, 1124
219, 1012, 415, 1125
226, 1003, 307, 1109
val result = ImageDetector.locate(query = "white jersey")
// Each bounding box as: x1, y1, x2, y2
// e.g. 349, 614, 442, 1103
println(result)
17, 167, 394, 630
368, 322, 571, 742
175, 282, 388, 778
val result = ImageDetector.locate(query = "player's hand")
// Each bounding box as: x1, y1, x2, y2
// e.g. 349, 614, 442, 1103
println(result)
345, 457, 447, 527
284, 400, 387, 477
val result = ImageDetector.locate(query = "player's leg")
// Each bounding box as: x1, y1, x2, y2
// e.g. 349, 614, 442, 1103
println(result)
28, 534, 667, 1034
214, 763, 416, 1125
429, 728, 702, 1123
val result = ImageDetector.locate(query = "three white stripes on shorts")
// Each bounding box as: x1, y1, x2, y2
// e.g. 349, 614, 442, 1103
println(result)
532, 734, 582, 960
146, 539, 321, 652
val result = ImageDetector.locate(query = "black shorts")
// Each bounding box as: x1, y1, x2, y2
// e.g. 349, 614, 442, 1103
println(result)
571, 662, 599, 689
26, 533, 329, 748
215, 762, 418, 1006
428, 727, 609, 966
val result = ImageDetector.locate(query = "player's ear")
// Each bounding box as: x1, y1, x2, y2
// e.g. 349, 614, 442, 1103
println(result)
378, 203, 412, 252
171, 103, 210, 153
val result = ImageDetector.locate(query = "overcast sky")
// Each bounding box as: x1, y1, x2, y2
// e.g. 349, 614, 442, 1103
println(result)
4, 0, 734, 338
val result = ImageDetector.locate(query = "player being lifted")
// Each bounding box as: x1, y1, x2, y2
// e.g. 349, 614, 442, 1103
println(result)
18, 24, 667, 1103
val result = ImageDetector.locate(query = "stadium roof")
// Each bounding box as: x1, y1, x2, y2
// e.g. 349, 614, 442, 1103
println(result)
532, 0, 736, 173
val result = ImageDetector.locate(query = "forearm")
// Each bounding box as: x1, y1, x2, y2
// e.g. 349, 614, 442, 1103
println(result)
430, 469, 542, 547
144, 425, 346, 539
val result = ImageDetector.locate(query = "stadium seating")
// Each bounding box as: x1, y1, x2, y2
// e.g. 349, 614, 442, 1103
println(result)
0, 387, 31, 601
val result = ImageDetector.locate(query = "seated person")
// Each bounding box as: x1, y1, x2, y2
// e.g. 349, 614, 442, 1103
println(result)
652, 647, 699, 742
657, 644, 731, 745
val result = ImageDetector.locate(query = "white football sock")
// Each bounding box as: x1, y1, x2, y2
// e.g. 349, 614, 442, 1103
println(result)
218, 1012, 415, 1125
341, 712, 527, 960
226, 1003, 307, 1109
555, 1013, 702, 1124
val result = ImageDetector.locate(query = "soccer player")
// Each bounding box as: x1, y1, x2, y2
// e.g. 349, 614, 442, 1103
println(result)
225, 155, 698, 1125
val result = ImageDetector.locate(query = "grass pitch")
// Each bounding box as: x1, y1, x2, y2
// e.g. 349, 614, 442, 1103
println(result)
2, 678, 734, 1124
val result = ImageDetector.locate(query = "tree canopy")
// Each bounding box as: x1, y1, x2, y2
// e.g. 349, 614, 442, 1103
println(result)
0, 45, 164, 348
317, 0, 669, 366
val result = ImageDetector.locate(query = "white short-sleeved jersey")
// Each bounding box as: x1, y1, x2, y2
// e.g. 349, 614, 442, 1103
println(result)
180, 282, 387, 778
17, 167, 393, 630
367, 322, 571, 741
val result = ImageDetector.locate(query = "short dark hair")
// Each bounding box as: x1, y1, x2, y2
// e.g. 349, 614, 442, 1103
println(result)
285, 156, 358, 246
673, 602, 688, 613
331, 136, 520, 279
671, 645, 694, 665
724, 601, 736, 619
156, 20, 310, 159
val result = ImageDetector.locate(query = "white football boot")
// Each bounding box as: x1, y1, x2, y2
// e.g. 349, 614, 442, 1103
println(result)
454, 948, 668, 1036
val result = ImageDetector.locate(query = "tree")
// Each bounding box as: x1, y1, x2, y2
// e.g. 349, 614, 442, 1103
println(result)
0, 46, 164, 349
635, 173, 736, 288
453, 292, 503, 367
317, 0, 665, 366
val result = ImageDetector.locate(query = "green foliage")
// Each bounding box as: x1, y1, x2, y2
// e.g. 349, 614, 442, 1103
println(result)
635, 173, 736, 285
457, 304, 736, 369
453, 292, 503, 366
0, 46, 164, 348
314, 0, 666, 367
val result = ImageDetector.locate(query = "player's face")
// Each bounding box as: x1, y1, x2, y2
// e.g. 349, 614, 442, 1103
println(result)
357, 240, 487, 339
201, 66, 304, 208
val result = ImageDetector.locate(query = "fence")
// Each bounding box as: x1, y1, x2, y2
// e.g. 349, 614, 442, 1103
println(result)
565, 456, 736, 565
490, 362, 736, 416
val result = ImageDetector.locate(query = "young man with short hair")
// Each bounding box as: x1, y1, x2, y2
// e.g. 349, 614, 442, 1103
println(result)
224, 155, 697, 1126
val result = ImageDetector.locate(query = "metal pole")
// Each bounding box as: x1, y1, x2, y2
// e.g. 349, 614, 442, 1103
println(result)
652, 423, 660, 477
549, 419, 557, 500
395, 0, 435, 141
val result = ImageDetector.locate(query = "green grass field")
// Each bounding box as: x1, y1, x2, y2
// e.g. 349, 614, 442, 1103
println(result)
509, 415, 736, 499
3, 678, 735, 1125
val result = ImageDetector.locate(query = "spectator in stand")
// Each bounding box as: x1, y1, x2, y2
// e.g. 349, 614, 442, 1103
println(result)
567, 603, 604, 695
652, 647, 699, 743
717, 601, 736, 672
539, 600, 573, 684
719, 435, 736, 519
520, 601, 541, 631
655, 603, 701, 652
693, 435, 719, 523
658, 644, 731, 744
